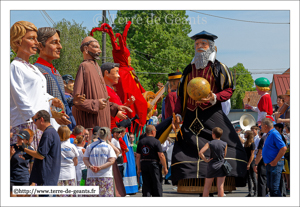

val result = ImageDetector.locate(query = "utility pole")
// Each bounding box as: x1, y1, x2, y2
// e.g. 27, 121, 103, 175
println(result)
102, 10, 106, 64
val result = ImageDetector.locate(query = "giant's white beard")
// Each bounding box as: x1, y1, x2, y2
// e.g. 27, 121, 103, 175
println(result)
194, 49, 211, 70
193, 42, 215, 70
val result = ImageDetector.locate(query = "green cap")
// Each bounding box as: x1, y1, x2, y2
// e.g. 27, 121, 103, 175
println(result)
112, 127, 123, 134
255, 77, 270, 91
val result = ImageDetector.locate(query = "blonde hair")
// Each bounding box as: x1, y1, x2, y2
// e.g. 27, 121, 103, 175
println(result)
10, 21, 38, 53
74, 135, 85, 145
244, 130, 254, 147
58, 126, 71, 142
98, 127, 110, 140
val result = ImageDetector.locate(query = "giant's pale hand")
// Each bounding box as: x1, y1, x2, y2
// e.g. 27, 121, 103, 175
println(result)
117, 105, 133, 113
116, 111, 127, 120
244, 104, 252, 109
50, 98, 64, 109
124, 96, 135, 107
99, 98, 108, 110
73, 94, 86, 105
55, 115, 71, 125
196, 91, 214, 104
257, 121, 261, 126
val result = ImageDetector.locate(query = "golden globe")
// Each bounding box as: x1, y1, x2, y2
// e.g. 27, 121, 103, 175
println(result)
187, 77, 211, 101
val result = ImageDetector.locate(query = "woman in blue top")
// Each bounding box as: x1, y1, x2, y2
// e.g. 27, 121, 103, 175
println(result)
199, 127, 227, 197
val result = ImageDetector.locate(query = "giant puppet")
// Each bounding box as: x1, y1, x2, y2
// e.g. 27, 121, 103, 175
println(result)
245, 77, 274, 125
90, 21, 148, 132
72, 36, 132, 197
156, 31, 247, 192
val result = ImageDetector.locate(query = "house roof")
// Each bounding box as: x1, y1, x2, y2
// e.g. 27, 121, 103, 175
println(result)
273, 74, 290, 96
243, 91, 263, 107
283, 68, 290, 75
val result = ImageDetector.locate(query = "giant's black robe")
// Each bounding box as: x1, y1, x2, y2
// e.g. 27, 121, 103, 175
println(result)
156, 60, 247, 186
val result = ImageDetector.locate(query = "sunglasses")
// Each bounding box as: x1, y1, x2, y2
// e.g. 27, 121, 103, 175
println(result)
34, 117, 41, 122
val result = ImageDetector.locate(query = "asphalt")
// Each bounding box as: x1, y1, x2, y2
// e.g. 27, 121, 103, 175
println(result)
129, 182, 290, 197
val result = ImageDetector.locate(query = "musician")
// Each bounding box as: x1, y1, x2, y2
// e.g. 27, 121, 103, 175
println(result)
164, 71, 182, 119
245, 77, 274, 125
156, 31, 247, 187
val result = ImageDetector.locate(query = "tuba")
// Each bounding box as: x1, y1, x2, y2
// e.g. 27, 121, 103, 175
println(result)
240, 113, 256, 131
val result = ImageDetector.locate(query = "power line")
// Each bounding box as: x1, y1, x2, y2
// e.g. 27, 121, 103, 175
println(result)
134, 52, 169, 70
42, 10, 55, 25
136, 72, 169, 75
132, 49, 184, 64
107, 10, 113, 25
247, 68, 288, 70
39, 11, 51, 27
131, 48, 288, 72
189, 10, 290, 25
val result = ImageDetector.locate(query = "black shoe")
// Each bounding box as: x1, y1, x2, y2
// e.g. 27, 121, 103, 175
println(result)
164, 180, 171, 185
253, 192, 257, 197
246, 193, 252, 197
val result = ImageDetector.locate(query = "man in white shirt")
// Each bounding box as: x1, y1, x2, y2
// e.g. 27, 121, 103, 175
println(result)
111, 128, 125, 178
251, 126, 261, 159
83, 127, 117, 197
161, 138, 173, 184
235, 126, 246, 147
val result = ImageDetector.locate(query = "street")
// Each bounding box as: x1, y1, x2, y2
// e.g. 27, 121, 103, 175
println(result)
130, 183, 290, 197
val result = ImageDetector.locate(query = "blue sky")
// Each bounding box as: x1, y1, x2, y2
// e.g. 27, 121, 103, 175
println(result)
10, 10, 290, 83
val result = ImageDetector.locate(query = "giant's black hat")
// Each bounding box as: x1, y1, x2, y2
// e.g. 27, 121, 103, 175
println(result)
191, 30, 218, 42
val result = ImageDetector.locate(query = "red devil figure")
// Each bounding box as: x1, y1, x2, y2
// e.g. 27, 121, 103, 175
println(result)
90, 21, 148, 127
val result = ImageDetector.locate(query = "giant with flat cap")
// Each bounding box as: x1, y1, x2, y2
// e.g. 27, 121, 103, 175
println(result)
245, 77, 274, 123
191, 30, 218, 41
156, 30, 247, 193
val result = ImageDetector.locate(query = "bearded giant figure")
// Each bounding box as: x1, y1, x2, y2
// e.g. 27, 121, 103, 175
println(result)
156, 31, 247, 193
90, 21, 148, 133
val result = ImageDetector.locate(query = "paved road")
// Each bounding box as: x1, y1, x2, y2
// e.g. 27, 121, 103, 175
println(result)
130, 182, 290, 197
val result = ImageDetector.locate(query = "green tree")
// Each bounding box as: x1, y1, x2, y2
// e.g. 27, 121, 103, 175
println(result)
52, 19, 88, 78
230, 63, 256, 109
112, 10, 195, 112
